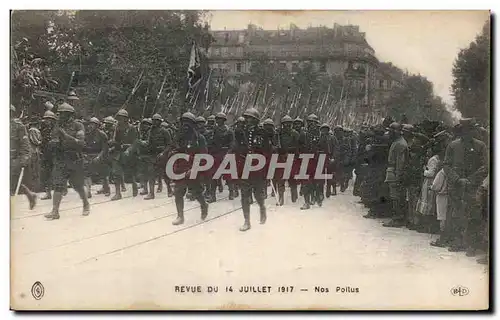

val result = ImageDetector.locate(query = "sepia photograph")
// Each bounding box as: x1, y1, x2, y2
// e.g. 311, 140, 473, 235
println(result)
9, 9, 490, 310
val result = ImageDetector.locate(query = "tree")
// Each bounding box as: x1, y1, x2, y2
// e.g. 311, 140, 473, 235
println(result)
386, 74, 451, 124
451, 20, 490, 124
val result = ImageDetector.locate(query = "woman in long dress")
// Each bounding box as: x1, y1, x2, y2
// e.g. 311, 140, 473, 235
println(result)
416, 141, 444, 233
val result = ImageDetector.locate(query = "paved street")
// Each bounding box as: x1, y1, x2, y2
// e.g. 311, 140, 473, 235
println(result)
10, 182, 488, 310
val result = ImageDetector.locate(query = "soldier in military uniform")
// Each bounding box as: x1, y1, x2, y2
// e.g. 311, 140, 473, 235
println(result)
233, 108, 269, 231
320, 123, 338, 198
206, 115, 216, 132
298, 114, 329, 209
83, 117, 109, 198
277, 115, 300, 203
442, 119, 488, 255
96, 116, 116, 196
45, 103, 88, 219
293, 117, 304, 134
164, 112, 209, 225
10, 105, 37, 209
40, 110, 58, 200
262, 118, 280, 201
109, 109, 139, 200
145, 114, 172, 199
383, 122, 409, 228
207, 112, 233, 202
135, 118, 154, 197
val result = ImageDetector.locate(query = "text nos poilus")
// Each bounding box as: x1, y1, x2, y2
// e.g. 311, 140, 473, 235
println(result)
174, 285, 360, 294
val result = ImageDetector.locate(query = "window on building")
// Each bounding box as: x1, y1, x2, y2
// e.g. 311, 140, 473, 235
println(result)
292, 62, 299, 73
236, 63, 242, 72
379, 80, 384, 89
221, 47, 228, 55
279, 62, 287, 70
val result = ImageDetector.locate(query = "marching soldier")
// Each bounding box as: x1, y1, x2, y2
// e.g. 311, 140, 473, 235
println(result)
136, 118, 154, 197
277, 115, 300, 204
45, 102, 89, 220
164, 112, 209, 225
96, 116, 116, 196
293, 117, 304, 134
320, 123, 337, 198
208, 112, 233, 201
233, 108, 269, 231
146, 113, 172, 199
40, 110, 58, 200
109, 109, 139, 200
299, 114, 329, 209
83, 117, 109, 198
262, 118, 280, 202
206, 115, 216, 131
10, 105, 37, 209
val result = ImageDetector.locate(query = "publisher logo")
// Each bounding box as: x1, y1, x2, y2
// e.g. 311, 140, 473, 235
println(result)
450, 285, 469, 297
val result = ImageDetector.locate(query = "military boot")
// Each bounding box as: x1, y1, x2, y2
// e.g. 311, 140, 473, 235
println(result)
41, 188, 52, 200
132, 182, 138, 197
260, 206, 267, 224
277, 190, 284, 206
111, 183, 122, 201
290, 186, 298, 203
144, 180, 155, 200
301, 193, 311, 210
173, 197, 185, 225
239, 209, 251, 232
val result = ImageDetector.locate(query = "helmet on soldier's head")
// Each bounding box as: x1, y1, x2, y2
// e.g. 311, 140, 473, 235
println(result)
236, 116, 245, 123
89, 117, 100, 125
44, 101, 54, 110
103, 116, 115, 124
116, 109, 129, 118
215, 112, 227, 120
243, 108, 260, 120
388, 122, 402, 132
181, 112, 196, 123
67, 89, 79, 101
43, 110, 57, 120
263, 118, 274, 127
281, 115, 293, 123
207, 115, 216, 121
320, 123, 330, 130
161, 121, 169, 128
294, 117, 303, 124
334, 125, 343, 132
196, 116, 206, 123
142, 118, 152, 125
58, 102, 75, 113
402, 124, 415, 134
10, 105, 15, 112
152, 113, 162, 121
307, 114, 320, 123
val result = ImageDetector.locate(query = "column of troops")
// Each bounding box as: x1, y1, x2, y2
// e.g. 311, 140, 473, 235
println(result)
10, 102, 489, 264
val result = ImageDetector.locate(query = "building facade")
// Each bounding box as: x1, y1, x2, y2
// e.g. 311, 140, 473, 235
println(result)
207, 23, 403, 110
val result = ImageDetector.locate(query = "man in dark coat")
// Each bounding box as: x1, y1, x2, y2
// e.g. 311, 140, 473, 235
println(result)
442, 119, 488, 256
383, 122, 409, 228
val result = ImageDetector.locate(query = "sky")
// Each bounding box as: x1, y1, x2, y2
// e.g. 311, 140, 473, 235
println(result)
208, 10, 489, 105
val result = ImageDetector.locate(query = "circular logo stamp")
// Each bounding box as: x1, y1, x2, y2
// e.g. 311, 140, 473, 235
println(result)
31, 281, 44, 300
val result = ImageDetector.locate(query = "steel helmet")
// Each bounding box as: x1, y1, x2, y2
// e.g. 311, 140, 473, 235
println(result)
195, 116, 206, 124
57, 102, 75, 113
320, 123, 330, 130
152, 113, 162, 121
306, 114, 319, 123
281, 115, 293, 123
10, 105, 15, 112
243, 108, 260, 120
67, 89, 79, 101
207, 115, 216, 121
89, 117, 100, 125
263, 118, 274, 126
43, 110, 57, 120
215, 112, 227, 120
161, 121, 169, 128
142, 118, 152, 125
44, 101, 54, 110
103, 116, 115, 125
181, 112, 196, 123
294, 117, 303, 124
116, 109, 129, 118
236, 116, 245, 123
388, 122, 402, 132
